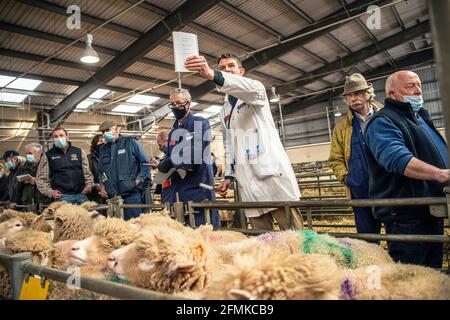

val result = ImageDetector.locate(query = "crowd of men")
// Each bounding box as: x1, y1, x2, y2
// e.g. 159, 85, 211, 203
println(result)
0, 52, 448, 269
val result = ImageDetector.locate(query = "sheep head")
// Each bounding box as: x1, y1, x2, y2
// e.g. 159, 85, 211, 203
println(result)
69, 218, 137, 269
0, 217, 27, 238
108, 226, 210, 293
5, 230, 55, 267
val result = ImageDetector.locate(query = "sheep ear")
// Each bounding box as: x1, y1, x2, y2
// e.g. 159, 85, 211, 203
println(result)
228, 289, 255, 300
168, 259, 196, 274
138, 258, 155, 271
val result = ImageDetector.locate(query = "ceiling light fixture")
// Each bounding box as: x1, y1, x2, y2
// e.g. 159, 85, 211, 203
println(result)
80, 34, 100, 64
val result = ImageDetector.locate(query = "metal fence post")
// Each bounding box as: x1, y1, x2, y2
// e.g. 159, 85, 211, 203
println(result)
106, 198, 114, 218
187, 201, 196, 227
8, 252, 32, 299
233, 180, 247, 229
284, 205, 292, 229
306, 207, 313, 230
117, 197, 124, 220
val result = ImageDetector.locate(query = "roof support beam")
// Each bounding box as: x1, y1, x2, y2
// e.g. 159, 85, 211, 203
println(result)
48, 0, 221, 126
275, 21, 430, 95
189, 0, 391, 100
281, 48, 434, 115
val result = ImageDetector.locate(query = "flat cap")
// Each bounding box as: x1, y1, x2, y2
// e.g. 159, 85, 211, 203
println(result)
99, 120, 117, 132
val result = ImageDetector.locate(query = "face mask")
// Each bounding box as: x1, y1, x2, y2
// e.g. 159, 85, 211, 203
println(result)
5, 160, 15, 170
0, 173, 3, 178
104, 131, 115, 143
403, 95, 423, 113
159, 145, 168, 154
172, 107, 188, 120
54, 138, 67, 149
26, 154, 35, 163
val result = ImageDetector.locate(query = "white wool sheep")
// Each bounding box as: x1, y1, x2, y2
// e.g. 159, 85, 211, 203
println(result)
218, 230, 393, 269
340, 263, 450, 300
203, 249, 342, 300
69, 218, 138, 275
107, 225, 215, 294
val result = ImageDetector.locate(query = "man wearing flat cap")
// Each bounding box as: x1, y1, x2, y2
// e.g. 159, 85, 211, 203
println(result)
329, 73, 383, 237
98, 120, 151, 220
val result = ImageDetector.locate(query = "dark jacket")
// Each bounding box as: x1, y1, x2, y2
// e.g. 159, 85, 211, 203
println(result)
365, 98, 447, 221
16, 160, 48, 205
46, 143, 85, 195
0, 175, 8, 202
6, 163, 21, 203
87, 151, 104, 203
162, 113, 219, 227
346, 116, 369, 199
98, 135, 150, 196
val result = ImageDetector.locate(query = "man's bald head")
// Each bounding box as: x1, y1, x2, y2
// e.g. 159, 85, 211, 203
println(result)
385, 70, 422, 102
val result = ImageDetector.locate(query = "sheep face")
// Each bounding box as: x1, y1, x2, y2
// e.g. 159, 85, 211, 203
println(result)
69, 236, 112, 268
0, 218, 27, 237
108, 227, 210, 293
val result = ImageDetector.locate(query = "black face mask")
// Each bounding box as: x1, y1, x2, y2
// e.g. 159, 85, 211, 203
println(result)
172, 107, 188, 120
159, 145, 168, 154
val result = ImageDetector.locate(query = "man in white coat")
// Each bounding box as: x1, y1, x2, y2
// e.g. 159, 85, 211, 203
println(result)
185, 53, 303, 230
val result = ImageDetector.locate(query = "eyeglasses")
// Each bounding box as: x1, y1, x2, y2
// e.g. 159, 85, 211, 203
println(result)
169, 101, 190, 109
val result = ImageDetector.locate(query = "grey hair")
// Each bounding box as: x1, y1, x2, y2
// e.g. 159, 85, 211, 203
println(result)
385, 73, 396, 96
169, 88, 191, 102
25, 143, 43, 151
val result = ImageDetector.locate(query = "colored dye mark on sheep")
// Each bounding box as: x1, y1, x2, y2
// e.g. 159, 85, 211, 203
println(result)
110, 275, 126, 284
298, 230, 356, 268
340, 278, 355, 300
256, 231, 280, 242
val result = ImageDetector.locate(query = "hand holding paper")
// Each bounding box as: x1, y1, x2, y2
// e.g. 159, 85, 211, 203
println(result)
184, 55, 214, 80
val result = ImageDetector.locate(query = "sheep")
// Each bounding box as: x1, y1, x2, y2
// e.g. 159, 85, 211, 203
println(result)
340, 263, 450, 300
68, 218, 138, 276
0, 209, 52, 233
107, 225, 215, 294
204, 253, 449, 300
217, 229, 392, 269
51, 204, 105, 242
203, 250, 342, 300
195, 225, 247, 246
0, 230, 55, 299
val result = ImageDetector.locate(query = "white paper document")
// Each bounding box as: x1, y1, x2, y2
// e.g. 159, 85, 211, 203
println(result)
172, 31, 199, 73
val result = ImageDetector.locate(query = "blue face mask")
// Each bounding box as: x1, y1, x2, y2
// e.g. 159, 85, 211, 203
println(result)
104, 131, 115, 143
5, 160, 15, 170
0, 173, 3, 178
403, 95, 423, 113
54, 138, 67, 149
26, 154, 35, 163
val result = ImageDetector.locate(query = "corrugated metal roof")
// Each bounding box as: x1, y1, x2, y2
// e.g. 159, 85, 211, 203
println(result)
37, 82, 77, 95
49, 0, 161, 33
226, 0, 310, 37
292, 0, 342, 22
330, 20, 373, 52
0, 1, 136, 51
147, 0, 186, 12
278, 50, 323, 73
194, 5, 275, 51
303, 35, 347, 63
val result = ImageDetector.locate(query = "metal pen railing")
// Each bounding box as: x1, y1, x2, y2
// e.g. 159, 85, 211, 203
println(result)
0, 252, 187, 300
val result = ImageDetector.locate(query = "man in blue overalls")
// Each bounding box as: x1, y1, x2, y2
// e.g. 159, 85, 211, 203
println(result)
98, 120, 151, 220
329, 74, 383, 236
158, 88, 220, 227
